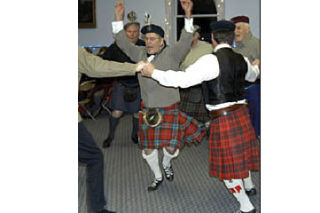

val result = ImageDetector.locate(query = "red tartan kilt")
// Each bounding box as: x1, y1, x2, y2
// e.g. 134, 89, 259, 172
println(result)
139, 103, 205, 150
209, 105, 260, 180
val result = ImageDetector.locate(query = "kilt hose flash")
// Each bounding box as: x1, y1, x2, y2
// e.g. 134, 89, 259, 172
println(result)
209, 105, 260, 180
139, 103, 206, 150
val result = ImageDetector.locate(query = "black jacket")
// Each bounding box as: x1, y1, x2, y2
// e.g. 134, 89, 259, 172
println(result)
102, 39, 145, 88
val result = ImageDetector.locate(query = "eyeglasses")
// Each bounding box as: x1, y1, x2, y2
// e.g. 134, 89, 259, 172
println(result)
144, 37, 160, 42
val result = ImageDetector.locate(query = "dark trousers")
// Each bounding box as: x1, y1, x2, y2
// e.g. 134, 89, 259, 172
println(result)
78, 122, 106, 212
244, 82, 260, 137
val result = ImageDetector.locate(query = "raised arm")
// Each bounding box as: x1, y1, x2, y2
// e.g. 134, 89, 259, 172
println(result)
169, 0, 194, 62
181, 0, 193, 18
114, 1, 124, 21
112, 1, 144, 62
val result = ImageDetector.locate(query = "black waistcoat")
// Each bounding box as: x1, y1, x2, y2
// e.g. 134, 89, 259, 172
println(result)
202, 48, 248, 105
101, 39, 145, 88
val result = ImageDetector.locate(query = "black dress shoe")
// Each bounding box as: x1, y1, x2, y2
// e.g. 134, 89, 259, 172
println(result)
97, 209, 116, 213
147, 177, 163, 192
103, 136, 113, 148
163, 165, 174, 181
131, 135, 138, 144
245, 188, 257, 196
235, 208, 256, 213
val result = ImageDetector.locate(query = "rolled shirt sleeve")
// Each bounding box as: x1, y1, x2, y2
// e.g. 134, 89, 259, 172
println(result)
244, 56, 260, 82
184, 18, 194, 33
112, 21, 124, 34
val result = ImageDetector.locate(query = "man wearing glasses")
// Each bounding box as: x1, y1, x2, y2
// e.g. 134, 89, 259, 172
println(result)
111, 0, 205, 192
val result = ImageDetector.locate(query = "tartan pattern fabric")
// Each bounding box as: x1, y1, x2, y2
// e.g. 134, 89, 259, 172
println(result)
244, 83, 260, 137
139, 103, 206, 150
179, 88, 210, 123
208, 105, 260, 180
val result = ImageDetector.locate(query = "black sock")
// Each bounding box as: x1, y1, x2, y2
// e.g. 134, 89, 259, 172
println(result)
131, 117, 139, 138
108, 116, 119, 138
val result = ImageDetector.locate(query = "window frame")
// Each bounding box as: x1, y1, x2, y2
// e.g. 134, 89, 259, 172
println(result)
171, 0, 224, 42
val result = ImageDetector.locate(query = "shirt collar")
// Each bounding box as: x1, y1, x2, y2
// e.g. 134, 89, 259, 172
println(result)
146, 43, 167, 58
214, 43, 232, 52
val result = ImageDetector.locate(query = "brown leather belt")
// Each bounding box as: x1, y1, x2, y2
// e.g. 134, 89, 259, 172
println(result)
210, 104, 246, 119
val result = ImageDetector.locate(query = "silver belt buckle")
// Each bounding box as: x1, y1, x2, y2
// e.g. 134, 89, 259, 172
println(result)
141, 108, 162, 128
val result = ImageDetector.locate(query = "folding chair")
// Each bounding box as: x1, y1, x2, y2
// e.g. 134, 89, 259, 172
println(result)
78, 80, 96, 120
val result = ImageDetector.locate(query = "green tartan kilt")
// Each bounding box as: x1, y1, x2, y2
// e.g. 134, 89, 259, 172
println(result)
179, 87, 210, 123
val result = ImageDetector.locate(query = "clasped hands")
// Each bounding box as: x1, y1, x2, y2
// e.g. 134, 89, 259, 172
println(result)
135, 61, 154, 77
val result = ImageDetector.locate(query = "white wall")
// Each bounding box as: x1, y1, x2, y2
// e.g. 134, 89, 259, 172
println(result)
78, 0, 166, 47
225, 0, 260, 38
78, 0, 260, 47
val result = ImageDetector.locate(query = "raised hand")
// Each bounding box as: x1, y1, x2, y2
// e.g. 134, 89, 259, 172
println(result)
180, 0, 193, 18
114, 1, 124, 21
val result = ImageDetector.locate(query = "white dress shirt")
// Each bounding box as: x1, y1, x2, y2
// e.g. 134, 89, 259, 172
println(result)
151, 43, 260, 110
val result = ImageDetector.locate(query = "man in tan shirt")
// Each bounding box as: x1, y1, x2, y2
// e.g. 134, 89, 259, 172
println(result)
78, 45, 142, 213
231, 16, 260, 138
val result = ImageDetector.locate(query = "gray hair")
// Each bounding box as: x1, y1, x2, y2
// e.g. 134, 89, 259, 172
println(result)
124, 22, 140, 30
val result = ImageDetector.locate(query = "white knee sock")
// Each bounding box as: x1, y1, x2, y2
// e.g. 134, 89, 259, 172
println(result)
243, 171, 255, 191
224, 179, 254, 212
162, 148, 180, 168
142, 150, 162, 180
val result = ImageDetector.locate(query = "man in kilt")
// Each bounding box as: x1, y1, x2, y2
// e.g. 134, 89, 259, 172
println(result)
139, 20, 260, 213
179, 25, 213, 124
101, 19, 145, 148
111, 0, 205, 191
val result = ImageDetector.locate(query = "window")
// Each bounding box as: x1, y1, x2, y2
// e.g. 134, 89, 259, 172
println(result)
176, 0, 217, 42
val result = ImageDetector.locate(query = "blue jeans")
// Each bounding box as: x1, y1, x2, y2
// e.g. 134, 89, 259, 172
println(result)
78, 122, 106, 212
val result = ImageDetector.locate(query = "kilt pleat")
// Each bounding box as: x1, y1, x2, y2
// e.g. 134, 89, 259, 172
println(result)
208, 105, 260, 180
139, 104, 205, 150
179, 88, 210, 123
